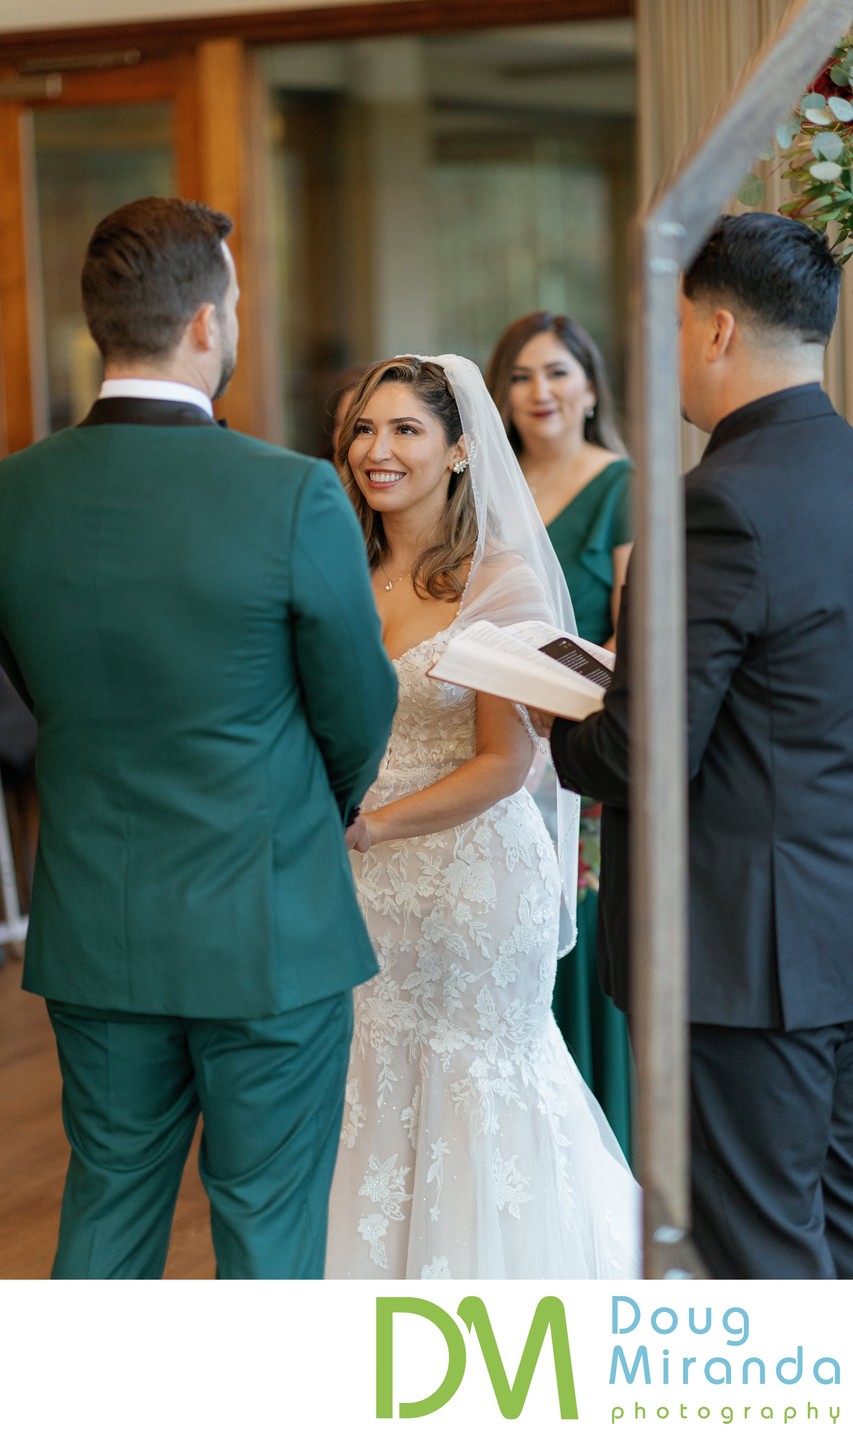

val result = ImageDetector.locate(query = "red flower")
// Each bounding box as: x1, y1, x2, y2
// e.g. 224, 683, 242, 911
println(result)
812, 62, 853, 122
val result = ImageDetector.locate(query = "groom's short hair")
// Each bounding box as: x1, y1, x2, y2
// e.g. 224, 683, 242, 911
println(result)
82, 196, 233, 362
683, 212, 840, 347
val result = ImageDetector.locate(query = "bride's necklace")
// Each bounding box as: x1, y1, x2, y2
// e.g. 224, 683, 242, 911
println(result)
379, 560, 411, 592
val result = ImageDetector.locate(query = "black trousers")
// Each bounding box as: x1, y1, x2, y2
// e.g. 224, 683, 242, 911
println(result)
690, 1020, 853, 1279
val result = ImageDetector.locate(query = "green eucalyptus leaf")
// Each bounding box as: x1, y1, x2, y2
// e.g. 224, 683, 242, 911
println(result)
776, 122, 794, 149
755, 144, 776, 163
830, 65, 850, 85
809, 160, 843, 180
803, 92, 827, 110
804, 108, 834, 127
829, 95, 853, 121
813, 131, 845, 160
736, 173, 765, 206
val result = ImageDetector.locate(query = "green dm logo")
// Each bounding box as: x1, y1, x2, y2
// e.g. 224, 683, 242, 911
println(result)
376, 1295, 579, 1420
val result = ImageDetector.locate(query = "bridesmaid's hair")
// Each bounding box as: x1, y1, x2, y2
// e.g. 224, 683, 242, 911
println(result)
336, 356, 477, 602
485, 311, 627, 458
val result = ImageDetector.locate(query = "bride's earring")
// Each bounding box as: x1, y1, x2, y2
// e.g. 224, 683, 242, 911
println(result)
452, 459, 469, 474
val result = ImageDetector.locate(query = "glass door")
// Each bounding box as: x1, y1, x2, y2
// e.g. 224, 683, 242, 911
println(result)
0, 57, 198, 454
33, 102, 175, 432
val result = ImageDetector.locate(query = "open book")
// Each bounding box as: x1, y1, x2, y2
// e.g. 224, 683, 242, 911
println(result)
427, 620, 614, 721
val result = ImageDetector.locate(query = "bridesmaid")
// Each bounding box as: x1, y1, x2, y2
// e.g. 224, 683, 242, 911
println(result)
486, 310, 634, 1159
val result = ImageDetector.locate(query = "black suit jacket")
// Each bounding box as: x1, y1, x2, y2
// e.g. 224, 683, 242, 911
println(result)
551, 384, 853, 1030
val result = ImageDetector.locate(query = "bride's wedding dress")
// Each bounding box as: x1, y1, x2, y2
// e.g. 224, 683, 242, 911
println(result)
325, 619, 641, 1279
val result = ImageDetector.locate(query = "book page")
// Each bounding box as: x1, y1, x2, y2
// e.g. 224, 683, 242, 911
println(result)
443, 621, 605, 696
427, 621, 608, 720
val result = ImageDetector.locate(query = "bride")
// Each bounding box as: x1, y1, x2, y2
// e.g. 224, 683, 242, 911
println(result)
325, 353, 640, 1279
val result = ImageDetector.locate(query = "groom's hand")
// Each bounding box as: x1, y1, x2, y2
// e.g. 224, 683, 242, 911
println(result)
346, 813, 370, 851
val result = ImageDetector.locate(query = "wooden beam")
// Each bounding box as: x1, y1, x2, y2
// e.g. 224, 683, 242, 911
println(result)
0, 1, 634, 68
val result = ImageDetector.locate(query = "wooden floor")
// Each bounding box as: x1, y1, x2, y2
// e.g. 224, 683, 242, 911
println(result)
0, 952, 216, 1279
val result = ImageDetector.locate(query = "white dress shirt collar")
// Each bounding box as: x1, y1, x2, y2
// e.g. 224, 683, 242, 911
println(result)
98, 378, 214, 418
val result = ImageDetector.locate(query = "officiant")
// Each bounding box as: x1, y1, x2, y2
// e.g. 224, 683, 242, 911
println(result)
532, 212, 853, 1279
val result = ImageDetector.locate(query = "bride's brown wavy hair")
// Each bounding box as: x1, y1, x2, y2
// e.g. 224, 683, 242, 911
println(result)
335, 356, 477, 602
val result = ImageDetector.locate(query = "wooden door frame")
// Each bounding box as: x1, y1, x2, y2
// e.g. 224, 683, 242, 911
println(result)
0, 98, 44, 454
0, 44, 273, 451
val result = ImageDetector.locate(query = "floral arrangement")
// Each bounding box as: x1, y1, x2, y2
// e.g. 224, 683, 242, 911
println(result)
741, 32, 853, 262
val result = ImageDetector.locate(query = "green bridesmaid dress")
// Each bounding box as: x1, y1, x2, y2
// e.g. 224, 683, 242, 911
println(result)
547, 458, 634, 1160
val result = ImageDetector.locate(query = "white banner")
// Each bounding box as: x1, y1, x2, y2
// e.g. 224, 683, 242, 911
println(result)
0, 1279, 844, 1434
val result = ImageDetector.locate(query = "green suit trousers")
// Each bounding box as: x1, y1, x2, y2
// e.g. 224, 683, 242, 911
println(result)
47, 990, 353, 1279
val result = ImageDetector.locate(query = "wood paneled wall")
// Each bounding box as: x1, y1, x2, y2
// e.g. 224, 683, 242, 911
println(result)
637, 0, 853, 428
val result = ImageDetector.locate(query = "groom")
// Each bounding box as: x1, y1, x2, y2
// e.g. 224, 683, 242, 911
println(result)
0, 196, 397, 1278
535, 213, 853, 1278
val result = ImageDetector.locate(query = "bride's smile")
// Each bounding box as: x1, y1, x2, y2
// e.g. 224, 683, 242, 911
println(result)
364, 469, 406, 487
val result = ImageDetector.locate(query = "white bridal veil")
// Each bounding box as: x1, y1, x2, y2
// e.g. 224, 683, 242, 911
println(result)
420, 353, 582, 951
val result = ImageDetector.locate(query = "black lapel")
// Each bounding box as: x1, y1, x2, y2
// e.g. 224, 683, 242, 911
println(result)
78, 397, 219, 429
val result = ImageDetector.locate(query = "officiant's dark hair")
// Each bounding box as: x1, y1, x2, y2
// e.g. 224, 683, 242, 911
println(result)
683, 212, 840, 346
336, 356, 476, 602
82, 196, 233, 360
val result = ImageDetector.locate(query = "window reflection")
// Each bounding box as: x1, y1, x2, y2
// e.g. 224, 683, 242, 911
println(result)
263, 22, 635, 456
32, 103, 174, 432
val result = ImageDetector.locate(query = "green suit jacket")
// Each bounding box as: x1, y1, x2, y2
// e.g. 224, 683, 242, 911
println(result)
0, 399, 397, 1018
